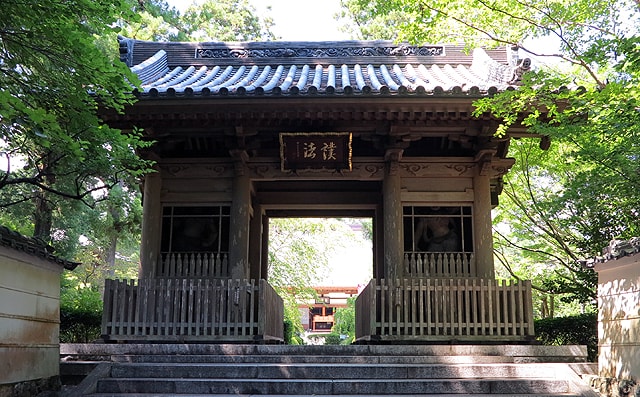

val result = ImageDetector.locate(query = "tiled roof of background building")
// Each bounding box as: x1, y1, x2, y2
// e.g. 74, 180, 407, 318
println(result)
0, 226, 79, 270
119, 37, 531, 99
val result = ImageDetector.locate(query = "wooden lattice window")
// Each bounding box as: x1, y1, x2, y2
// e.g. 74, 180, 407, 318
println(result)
161, 206, 230, 254
403, 206, 473, 253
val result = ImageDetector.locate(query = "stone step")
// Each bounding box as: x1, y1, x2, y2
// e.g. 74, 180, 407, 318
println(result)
89, 394, 583, 397
95, 378, 573, 395
108, 362, 563, 380
60, 343, 588, 361
61, 344, 596, 396
106, 354, 524, 364
60, 361, 101, 386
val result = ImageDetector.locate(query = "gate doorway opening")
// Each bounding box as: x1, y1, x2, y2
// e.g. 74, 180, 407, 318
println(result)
267, 217, 373, 338
267, 217, 373, 287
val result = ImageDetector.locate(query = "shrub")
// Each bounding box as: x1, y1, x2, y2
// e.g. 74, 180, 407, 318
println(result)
283, 317, 304, 345
59, 275, 103, 343
60, 307, 102, 343
534, 312, 597, 362
323, 332, 342, 345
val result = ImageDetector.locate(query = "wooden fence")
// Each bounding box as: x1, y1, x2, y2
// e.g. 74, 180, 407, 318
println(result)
356, 278, 534, 342
157, 252, 229, 278
403, 252, 476, 277
101, 278, 283, 343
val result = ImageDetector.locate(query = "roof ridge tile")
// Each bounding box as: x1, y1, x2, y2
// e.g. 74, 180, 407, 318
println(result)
125, 41, 530, 98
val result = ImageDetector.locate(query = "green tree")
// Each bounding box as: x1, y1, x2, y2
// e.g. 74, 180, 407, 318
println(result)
60, 272, 103, 342
1, 0, 272, 258
119, 0, 183, 41
0, 0, 152, 243
336, 1, 402, 40
1, 1, 158, 341
339, 0, 640, 312
332, 296, 357, 344
120, 0, 275, 42
492, 137, 602, 314
180, 0, 275, 41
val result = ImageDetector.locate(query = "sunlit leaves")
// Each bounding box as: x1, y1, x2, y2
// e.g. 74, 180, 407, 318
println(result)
338, 0, 640, 313
182, 0, 274, 42
0, 0, 153, 245
120, 0, 275, 42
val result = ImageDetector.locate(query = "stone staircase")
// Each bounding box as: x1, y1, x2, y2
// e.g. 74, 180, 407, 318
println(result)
60, 344, 599, 396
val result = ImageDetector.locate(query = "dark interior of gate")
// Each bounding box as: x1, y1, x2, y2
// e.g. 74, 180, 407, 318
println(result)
100, 38, 536, 344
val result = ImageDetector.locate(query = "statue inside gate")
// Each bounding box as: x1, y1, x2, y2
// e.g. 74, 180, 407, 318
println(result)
413, 207, 461, 252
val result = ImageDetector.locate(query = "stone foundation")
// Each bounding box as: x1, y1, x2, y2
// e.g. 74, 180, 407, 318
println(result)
0, 376, 60, 397
589, 376, 640, 397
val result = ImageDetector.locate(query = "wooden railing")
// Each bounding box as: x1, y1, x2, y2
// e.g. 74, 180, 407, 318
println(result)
356, 280, 375, 339
356, 278, 535, 342
404, 252, 476, 277
157, 252, 229, 278
260, 280, 284, 340
101, 278, 283, 343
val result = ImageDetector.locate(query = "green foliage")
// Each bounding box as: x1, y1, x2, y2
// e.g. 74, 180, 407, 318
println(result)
60, 306, 102, 343
268, 218, 355, 288
0, 0, 153, 246
119, 0, 182, 41
181, 0, 274, 41
339, 0, 640, 315
486, 59, 640, 310
283, 316, 304, 345
332, 297, 356, 344
323, 333, 343, 345
120, 0, 275, 42
336, 0, 404, 40
492, 137, 600, 310
56, 187, 143, 341
59, 273, 103, 343
535, 313, 598, 362
339, 0, 636, 61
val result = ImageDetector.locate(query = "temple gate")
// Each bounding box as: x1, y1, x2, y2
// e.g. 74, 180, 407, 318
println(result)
100, 38, 535, 343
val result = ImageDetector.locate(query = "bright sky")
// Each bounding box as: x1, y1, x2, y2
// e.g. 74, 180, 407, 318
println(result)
167, 0, 351, 41
251, 0, 351, 41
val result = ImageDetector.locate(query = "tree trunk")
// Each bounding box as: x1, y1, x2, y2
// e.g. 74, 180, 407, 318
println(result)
540, 295, 549, 318
105, 197, 122, 278
105, 234, 117, 278
33, 159, 56, 243
33, 190, 53, 243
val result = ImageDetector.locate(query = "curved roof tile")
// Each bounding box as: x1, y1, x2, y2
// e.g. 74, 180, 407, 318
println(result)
0, 226, 80, 270
120, 38, 530, 98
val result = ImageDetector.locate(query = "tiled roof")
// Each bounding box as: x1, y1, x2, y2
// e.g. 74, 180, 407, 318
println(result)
582, 237, 640, 268
119, 37, 531, 99
0, 226, 80, 270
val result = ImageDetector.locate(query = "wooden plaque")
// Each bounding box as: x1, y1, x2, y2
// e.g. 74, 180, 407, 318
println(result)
280, 132, 352, 171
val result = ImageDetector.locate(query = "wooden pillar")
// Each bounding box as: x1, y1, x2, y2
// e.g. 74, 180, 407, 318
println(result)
139, 170, 162, 279
383, 150, 404, 280
473, 172, 495, 278
228, 151, 251, 280
249, 203, 263, 280
261, 214, 269, 281
374, 204, 384, 280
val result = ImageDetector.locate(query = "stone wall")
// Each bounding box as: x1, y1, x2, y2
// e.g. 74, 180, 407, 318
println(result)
594, 252, 640, 397
0, 228, 77, 397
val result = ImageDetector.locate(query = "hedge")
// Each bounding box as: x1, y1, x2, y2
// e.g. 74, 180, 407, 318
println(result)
534, 312, 597, 362
60, 307, 102, 343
